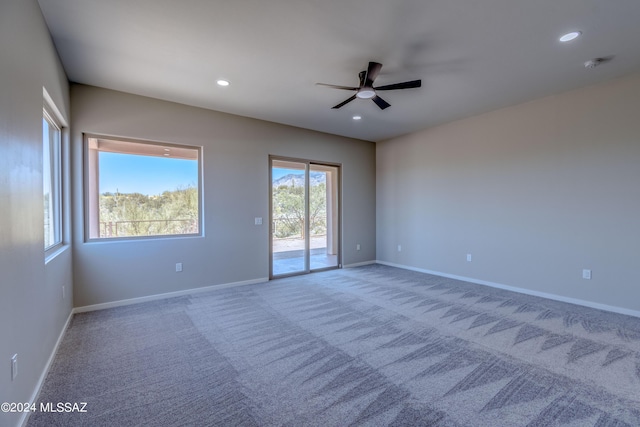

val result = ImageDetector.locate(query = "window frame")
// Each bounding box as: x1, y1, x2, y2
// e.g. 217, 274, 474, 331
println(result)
43, 101, 63, 255
83, 134, 203, 242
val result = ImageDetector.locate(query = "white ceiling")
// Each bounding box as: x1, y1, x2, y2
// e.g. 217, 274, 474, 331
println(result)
38, 0, 640, 142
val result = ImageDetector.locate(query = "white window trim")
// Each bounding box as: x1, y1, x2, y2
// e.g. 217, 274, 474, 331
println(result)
43, 88, 67, 260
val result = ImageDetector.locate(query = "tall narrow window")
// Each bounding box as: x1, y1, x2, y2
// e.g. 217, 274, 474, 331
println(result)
43, 107, 62, 250
85, 136, 201, 240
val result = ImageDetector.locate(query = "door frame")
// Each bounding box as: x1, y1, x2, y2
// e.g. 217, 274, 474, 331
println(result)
269, 155, 342, 279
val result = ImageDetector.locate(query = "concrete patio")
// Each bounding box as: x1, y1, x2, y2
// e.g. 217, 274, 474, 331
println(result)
272, 236, 338, 275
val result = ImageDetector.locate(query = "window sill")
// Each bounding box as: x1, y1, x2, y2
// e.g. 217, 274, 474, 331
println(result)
45, 243, 70, 265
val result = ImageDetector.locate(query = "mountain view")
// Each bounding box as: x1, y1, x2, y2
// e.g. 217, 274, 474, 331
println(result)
273, 172, 325, 188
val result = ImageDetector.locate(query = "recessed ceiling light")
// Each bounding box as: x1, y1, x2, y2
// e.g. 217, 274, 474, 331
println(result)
164, 148, 170, 151
216, 79, 230, 87
352, 115, 362, 120
559, 31, 581, 42
164, 153, 170, 156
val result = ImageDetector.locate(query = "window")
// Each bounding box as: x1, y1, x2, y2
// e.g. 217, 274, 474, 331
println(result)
43, 106, 62, 250
85, 136, 201, 240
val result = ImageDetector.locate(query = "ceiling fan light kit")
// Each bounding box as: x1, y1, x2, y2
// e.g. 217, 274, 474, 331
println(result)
356, 89, 376, 99
316, 61, 421, 110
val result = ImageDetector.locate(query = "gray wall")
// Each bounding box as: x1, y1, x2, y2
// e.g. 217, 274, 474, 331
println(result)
0, 1, 72, 426
71, 85, 376, 307
377, 72, 640, 313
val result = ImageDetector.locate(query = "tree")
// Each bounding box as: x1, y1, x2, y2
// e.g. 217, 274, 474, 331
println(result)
272, 182, 326, 239
98, 185, 198, 237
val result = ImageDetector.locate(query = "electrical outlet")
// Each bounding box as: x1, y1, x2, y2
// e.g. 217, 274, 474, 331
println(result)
11, 354, 18, 381
582, 269, 592, 280
397, 245, 402, 252
356, 244, 361, 251
254, 217, 262, 225
176, 263, 183, 272
466, 254, 472, 262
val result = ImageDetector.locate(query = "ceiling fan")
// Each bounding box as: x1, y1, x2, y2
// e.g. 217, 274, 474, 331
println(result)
316, 61, 421, 110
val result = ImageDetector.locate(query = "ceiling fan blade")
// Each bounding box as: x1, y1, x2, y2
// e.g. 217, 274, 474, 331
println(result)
375, 79, 422, 91
316, 83, 359, 91
365, 62, 382, 87
358, 71, 366, 88
332, 95, 357, 109
372, 95, 391, 110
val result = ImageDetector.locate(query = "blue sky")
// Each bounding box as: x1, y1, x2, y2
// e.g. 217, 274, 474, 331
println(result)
99, 157, 309, 195
100, 152, 198, 195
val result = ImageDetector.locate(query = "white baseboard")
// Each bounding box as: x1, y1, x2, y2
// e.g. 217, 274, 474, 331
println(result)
20, 277, 269, 426
74, 277, 269, 313
344, 260, 377, 268
375, 260, 640, 319
20, 310, 74, 427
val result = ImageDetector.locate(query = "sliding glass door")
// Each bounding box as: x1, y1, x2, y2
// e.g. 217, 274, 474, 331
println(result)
270, 157, 340, 278
309, 163, 339, 271
271, 159, 308, 276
